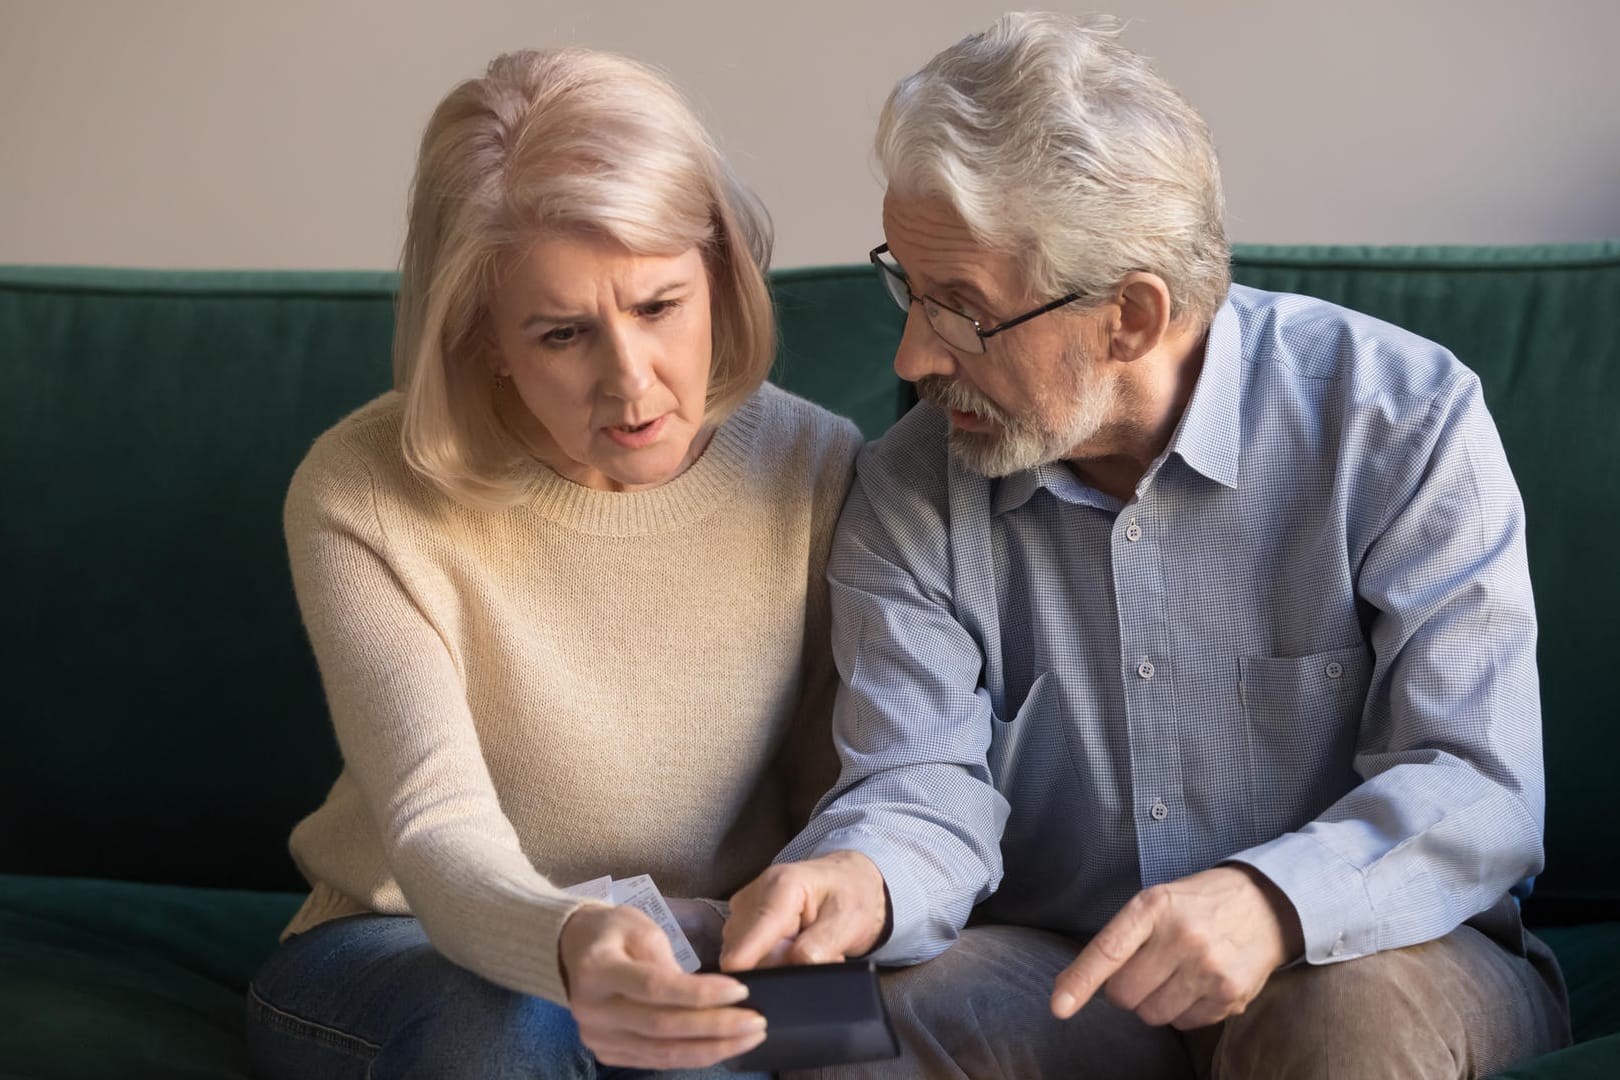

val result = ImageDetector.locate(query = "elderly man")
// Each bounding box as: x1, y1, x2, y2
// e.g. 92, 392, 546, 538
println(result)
720, 12, 1571, 1079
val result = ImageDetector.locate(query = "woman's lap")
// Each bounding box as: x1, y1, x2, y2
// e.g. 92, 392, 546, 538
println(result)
245, 913, 758, 1080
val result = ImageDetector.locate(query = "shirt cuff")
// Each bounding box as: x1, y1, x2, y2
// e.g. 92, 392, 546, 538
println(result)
1226, 830, 1378, 964
810, 830, 949, 966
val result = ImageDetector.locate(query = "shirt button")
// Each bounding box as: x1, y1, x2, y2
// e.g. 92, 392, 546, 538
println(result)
1150, 801, 1169, 822
1137, 660, 1155, 680
1125, 521, 1142, 542
1326, 661, 1344, 679
1330, 934, 1346, 957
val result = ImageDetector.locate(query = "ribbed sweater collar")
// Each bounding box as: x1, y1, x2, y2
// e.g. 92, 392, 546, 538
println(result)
522, 390, 764, 536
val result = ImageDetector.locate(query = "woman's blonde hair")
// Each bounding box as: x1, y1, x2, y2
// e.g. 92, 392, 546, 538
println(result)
394, 48, 775, 509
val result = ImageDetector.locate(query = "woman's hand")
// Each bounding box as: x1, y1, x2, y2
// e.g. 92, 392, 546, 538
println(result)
558, 903, 766, 1069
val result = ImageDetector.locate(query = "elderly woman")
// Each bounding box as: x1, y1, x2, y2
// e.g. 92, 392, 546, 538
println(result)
243, 48, 860, 1079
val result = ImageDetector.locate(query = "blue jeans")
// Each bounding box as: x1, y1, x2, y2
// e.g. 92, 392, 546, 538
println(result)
245, 913, 769, 1080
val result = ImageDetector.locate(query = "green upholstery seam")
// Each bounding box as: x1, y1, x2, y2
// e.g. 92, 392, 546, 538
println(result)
0, 283, 399, 301
1230, 258, 1620, 273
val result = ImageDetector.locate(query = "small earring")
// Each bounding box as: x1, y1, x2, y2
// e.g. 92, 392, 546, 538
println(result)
492, 373, 508, 390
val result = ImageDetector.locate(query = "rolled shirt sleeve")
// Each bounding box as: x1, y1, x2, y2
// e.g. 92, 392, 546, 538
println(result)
1231, 371, 1544, 963
777, 444, 1010, 965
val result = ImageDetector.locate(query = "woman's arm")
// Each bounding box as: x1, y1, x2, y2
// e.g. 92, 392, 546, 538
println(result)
286, 431, 765, 1070
285, 433, 588, 1003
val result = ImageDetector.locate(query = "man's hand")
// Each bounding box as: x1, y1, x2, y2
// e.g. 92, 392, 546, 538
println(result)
719, 851, 888, 971
1051, 865, 1304, 1030
559, 904, 766, 1069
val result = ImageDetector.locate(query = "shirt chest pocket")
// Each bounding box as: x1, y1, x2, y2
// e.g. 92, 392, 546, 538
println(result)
1238, 644, 1371, 835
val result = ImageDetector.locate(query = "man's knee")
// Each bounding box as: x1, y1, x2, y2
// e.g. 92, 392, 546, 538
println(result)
813, 926, 1191, 1080
879, 925, 1087, 1041
1214, 939, 1469, 1080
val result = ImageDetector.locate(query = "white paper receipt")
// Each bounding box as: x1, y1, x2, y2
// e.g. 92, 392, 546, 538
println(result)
561, 873, 701, 973
561, 875, 613, 903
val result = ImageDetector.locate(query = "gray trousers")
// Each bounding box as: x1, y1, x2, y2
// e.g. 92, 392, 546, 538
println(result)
795, 921, 1570, 1079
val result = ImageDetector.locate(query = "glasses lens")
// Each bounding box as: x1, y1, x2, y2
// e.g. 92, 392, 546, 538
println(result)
923, 300, 987, 354
874, 258, 911, 313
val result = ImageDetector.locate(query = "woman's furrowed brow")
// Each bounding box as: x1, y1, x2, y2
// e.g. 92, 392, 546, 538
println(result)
631, 279, 690, 306
519, 309, 579, 330
517, 277, 694, 329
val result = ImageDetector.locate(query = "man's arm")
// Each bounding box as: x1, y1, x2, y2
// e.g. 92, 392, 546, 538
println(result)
725, 431, 1011, 968
1228, 370, 1544, 963
1050, 368, 1543, 1029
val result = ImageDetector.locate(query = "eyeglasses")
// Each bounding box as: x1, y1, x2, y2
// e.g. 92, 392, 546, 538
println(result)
870, 243, 1086, 356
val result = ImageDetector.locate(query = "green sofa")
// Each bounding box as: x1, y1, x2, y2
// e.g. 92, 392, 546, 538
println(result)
2, 245, 1617, 1078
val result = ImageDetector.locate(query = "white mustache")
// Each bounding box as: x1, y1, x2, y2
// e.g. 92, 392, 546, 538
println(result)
915, 376, 1010, 427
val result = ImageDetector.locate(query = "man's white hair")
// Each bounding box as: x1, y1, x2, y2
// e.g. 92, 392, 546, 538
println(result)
877, 11, 1230, 326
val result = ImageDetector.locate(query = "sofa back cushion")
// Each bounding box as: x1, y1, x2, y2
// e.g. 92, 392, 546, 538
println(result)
3, 244, 1615, 918
0, 265, 902, 890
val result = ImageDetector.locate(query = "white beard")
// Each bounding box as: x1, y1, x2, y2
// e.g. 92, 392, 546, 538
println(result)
916, 349, 1114, 478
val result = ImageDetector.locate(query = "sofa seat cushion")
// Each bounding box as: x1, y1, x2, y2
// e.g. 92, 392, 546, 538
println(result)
1493, 1031, 1620, 1079
1, 875, 1616, 1078
1535, 923, 1620, 1044
0, 874, 301, 1079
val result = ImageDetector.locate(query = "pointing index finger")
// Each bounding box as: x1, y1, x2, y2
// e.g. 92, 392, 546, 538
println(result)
720, 878, 809, 972
1050, 894, 1159, 1019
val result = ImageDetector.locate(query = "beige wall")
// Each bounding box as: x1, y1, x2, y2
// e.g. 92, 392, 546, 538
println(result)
2, 0, 1617, 270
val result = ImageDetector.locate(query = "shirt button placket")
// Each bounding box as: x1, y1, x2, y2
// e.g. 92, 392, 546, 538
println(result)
1115, 495, 1180, 883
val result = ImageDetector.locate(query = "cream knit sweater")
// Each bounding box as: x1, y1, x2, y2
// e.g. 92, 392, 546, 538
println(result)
280, 383, 860, 1005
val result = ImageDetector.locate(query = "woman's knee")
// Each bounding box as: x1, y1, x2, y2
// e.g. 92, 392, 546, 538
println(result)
246, 915, 593, 1080
369, 989, 589, 1079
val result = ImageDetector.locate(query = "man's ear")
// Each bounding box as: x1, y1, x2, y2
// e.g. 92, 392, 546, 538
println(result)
1109, 272, 1173, 364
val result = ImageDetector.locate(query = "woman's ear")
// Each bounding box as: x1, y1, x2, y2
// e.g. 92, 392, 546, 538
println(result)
1109, 272, 1173, 364
478, 317, 509, 378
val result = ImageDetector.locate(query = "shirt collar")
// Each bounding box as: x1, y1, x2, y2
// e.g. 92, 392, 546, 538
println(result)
1164, 294, 1243, 491
991, 459, 1121, 516
988, 291, 1244, 516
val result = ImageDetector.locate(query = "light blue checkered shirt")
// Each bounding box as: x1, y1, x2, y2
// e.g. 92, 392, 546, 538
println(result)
781, 284, 1544, 967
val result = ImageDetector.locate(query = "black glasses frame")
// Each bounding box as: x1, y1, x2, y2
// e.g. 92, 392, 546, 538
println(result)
869, 243, 1086, 355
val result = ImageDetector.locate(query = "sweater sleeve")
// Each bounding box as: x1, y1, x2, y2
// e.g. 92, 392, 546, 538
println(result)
284, 434, 593, 1005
